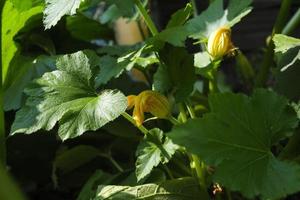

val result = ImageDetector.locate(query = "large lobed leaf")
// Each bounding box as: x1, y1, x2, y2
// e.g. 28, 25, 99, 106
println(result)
135, 129, 179, 182
11, 51, 127, 140
94, 178, 206, 200
169, 89, 300, 199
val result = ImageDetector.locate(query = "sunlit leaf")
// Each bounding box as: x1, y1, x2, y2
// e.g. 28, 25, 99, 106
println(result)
11, 51, 127, 140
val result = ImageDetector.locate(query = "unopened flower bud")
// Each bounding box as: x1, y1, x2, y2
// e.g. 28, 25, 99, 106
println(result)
207, 26, 235, 59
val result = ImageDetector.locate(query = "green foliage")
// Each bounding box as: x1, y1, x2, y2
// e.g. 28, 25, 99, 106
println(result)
43, 0, 82, 29
94, 178, 205, 200
4, 55, 56, 111
135, 128, 178, 181
66, 14, 113, 42
186, 0, 252, 39
11, 51, 127, 140
0, 164, 27, 200
154, 45, 196, 102
273, 34, 300, 71
2, 0, 42, 82
170, 89, 299, 199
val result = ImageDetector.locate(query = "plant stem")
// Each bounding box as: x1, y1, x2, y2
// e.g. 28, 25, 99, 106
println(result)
168, 116, 180, 125
122, 112, 148, 135
190, 0, 198, 16
209, 69, 219, 93
190, 154, 206, 188
178, 103, 188, 123
186, 103, 196, 119
163, 164, 174, 179
0, 0, 6, 165
255, 0, 292, 87
109, 157, 124, 172
134, 0, 158, 36
282, 8, 300, 35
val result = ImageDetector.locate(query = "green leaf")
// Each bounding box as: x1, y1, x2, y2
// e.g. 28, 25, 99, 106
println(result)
169, 89, 300, 199
10, 0, 43, 11
77, 170, 112, 200
154, 45, 196, 102
66, 14, 113, 42
274, 34, 300, 53
186, 0, 252, 39
273, 34, 300, 72
0, 164, 27, 200
149, 4, 193, 47
43, 0, 82, 29
95, 56, 125, 87
4, 55, 56, 111
99, 5, 120, 24
94, 178, 206, 200
107, 0, 135, 18
275, 46, 300, 100
11, 51, 127, 140
2, 0, 42, 82
135, 128, 179, 182
166, 3, 193, 28
52, 145, 102, 187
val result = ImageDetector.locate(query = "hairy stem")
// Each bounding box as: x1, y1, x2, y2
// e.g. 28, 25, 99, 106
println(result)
134, 0, 158, 36
122, 112, 148, 135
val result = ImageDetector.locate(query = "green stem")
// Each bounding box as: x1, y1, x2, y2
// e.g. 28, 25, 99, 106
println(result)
190, 0, 198, 16
282, 8, 300, 35
0, 0, 6, 165
178, 103, 188, 123
209, 69, 219, 93
168, 116, 180, 125
163, 164, 174, 179
190, 154, 206, 188
134, 0, 158, 36
109, 157, 124, 172
186, 103, 196, 119
122, 112, 148, 135
255, 0, 292, 87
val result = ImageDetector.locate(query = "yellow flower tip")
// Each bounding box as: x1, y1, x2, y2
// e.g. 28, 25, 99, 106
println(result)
207, 26, 235, 59
128, 90, 171, 126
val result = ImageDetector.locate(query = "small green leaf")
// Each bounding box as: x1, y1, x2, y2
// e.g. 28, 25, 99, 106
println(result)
166, 3, 193, 28
273, 34, 300, 71
135, 128, 178, 181
169, 89, 299, 199
274, 34, 300, 53
11, 51, 127, 140
94, 178, 206, 200
43, 0, 82, 29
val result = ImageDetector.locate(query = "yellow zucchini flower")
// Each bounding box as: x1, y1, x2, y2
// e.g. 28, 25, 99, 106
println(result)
207, 26, 235, 59
127, 91, 171, 126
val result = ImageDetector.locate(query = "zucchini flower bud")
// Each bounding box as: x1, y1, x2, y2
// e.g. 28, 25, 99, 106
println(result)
207, 26, 235, 59
126, 91, 171, 126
